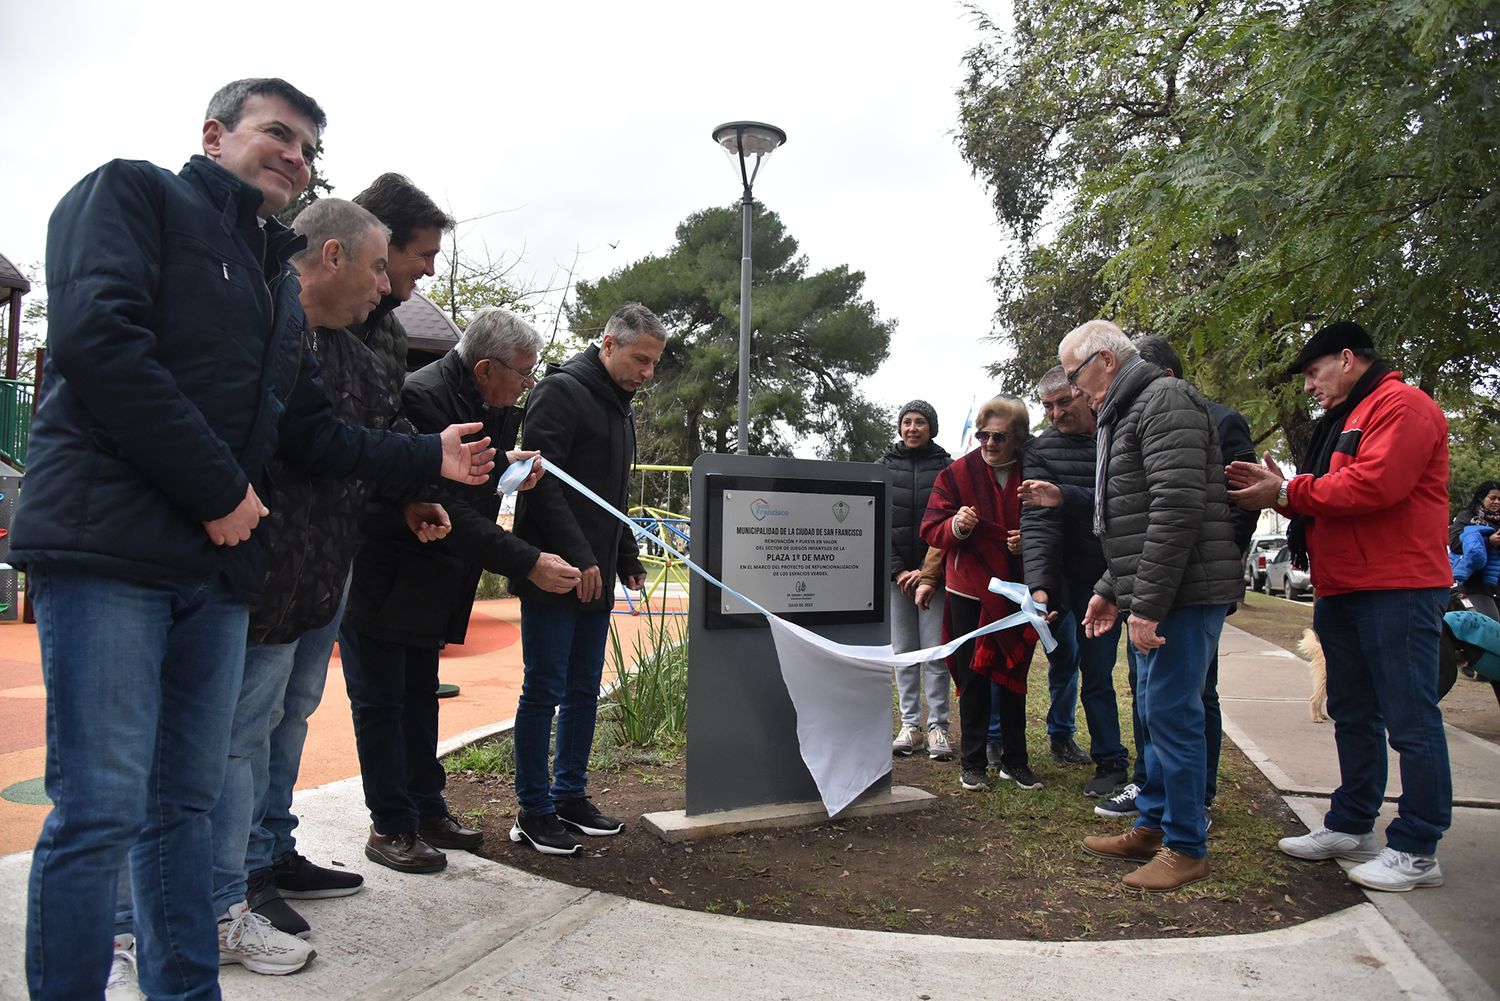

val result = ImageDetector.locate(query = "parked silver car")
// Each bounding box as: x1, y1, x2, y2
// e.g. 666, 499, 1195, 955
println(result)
1243, 534, 1287, 591
1264, 545, 1313, 600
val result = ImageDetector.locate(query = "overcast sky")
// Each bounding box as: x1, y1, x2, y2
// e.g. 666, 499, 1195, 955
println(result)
2, 0, 1021, 455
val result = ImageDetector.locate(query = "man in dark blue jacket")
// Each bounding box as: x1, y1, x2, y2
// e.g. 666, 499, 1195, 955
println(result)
508, 302, 666, 856
11, 78, 495, 1001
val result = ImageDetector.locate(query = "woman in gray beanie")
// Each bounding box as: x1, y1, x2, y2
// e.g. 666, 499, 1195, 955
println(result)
880, 400, 954, 759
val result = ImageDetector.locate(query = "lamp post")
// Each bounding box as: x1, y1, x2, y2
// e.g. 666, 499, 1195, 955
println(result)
711, 121, 787, 455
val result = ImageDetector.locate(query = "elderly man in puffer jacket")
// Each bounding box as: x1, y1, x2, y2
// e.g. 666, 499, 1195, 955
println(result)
1060, 320, 1244, 892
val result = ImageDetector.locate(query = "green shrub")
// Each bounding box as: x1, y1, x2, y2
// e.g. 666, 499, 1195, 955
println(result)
600, 606, 688, 749
475, 571, 509, 600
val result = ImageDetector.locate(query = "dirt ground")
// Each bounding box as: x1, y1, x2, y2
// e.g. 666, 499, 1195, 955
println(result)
447, 737, 1365, 941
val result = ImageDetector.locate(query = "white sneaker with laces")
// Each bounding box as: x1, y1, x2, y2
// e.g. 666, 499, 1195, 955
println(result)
106, 934, 144, 1001
1277, 825, 1380, 862
892, 723, 923, 756
926, 727, 953, 761
1347, 847, 1443, 892
219, 901, 314, 975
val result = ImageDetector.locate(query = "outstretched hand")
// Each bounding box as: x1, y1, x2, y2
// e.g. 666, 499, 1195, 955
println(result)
1019, 479, 1062, 508
438, 422, 496, 485
1226, 452, 1284, 510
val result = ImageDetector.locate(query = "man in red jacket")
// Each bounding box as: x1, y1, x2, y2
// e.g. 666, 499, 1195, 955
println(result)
1228, 320, 1452, 893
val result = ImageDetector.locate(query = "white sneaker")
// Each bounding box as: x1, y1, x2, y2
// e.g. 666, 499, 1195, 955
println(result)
926, 727, 953, 761
219, 901, 314, 975
1278, 825, 1380, 862
1347, 847, 1443, 892
892, 723, 923, 756
106, 934, 144, 1001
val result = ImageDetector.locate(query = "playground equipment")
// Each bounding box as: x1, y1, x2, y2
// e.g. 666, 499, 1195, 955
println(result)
616, 464, 691, 616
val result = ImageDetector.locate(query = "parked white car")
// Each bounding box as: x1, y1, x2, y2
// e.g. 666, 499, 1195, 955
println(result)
1243, 534, 1287, 591
1264, 545, 1313, 600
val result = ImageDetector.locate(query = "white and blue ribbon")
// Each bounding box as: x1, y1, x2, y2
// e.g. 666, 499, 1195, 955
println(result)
501, 455, 1055, 814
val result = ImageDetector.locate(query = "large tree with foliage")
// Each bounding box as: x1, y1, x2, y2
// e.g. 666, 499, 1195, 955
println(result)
957, 0, 1499, 462
568, 204, 894, 464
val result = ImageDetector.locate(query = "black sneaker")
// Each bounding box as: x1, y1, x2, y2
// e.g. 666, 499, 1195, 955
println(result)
1083, 764, 1129, 798
271, 850, 364, 899
554, 797, 624, 836
246, 867, 310, 939
1006, 761, 1044, 790
1095, 782, 1141, 818
1049, 734, 1091, 766
510, 811, 584, 855
959, 768, 991, 791
417, 813, 484, 851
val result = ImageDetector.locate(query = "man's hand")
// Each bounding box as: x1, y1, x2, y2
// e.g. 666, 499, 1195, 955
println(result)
1006, 528, 1021, 554
1083, 594, 1118, 639
1019, 479, 1062, 508
506, 449, 545, 491
915, 583, 935, 610
896, 569, 922, 594
527, 553, 582, 594
1128, 614, 1165, 655
438, 422, 497, 485
1031, 589, 1059, 624
952, 505, 979, 536
403, 502, 451, 543
575, 565, 603, 602
203, 484, 268, 546
623, 571, 647, 591
1226, 452, 1285, 510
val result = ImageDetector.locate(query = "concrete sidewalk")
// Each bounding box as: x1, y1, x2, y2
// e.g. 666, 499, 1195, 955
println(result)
0, 623, 1495, 999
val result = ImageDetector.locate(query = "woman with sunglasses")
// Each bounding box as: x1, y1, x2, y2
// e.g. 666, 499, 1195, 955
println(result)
920, 395, 1042, 792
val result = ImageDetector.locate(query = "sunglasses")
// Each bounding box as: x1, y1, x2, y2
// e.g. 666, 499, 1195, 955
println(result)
973, 430, 1009, 445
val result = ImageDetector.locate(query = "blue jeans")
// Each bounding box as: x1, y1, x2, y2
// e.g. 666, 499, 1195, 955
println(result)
1316, 588, 1451, 855
515, 601, 611, 815
1131, 604, 1228, 859
27, 568, 246, 1001
1045, 589, 1126, 764
215, 587, 347, 909
890, 581, 949, 730
340, 628, 446, 834
1128, 648, 1222, 805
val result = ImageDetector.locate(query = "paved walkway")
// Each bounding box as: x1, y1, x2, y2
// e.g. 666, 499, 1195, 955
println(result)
0, 617, 1495, 1000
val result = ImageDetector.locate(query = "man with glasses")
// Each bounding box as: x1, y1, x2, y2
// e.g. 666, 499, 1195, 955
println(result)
340, 308, 582, 873
1060, 320, 1242, 892
1018, 366, 1129, 797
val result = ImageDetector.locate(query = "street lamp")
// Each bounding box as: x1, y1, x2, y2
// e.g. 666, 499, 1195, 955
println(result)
711, 121, 787, 455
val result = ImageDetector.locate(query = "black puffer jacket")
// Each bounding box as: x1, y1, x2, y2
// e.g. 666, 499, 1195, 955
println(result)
11, 156, 438, 599
1092, 359, 1244, 618
879, 440, 952, 575
249, 326, 399, 644
1020, 428, 1105, 606
343, 350, 541, 647
512, 345, 644, 611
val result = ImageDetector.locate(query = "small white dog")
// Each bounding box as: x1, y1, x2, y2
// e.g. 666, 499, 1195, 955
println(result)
1298, 628, 1328, 723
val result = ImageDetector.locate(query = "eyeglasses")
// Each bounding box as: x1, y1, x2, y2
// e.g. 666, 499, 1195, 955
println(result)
493, 357, 541, 382
1066, 350, 1103, 386
973, 430, 1008, 445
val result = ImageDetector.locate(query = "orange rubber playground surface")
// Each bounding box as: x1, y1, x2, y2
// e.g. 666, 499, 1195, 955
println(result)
0, 595, 681, 856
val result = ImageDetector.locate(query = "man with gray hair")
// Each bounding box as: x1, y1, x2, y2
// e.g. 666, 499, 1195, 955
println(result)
1060, 319, 1243, 891
509, 302, 666, 855
341, 307, 581, 873
1018, 365, 1129, 798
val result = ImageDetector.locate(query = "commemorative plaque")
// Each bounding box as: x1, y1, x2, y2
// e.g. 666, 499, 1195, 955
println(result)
686, 453, 892, 814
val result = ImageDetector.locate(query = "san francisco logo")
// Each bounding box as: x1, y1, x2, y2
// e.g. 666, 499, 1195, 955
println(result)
750, 498, 790, 521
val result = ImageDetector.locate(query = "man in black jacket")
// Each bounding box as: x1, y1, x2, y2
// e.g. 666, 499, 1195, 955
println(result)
11, 79, 495, 1001
1020, 366, 1128, 797
508, 302, 666, 856
1063, 321, 1243, 892
341, 308, 580, 874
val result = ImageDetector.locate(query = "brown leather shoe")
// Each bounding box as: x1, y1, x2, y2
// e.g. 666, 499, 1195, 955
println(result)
365, 827, 447, 874
1123, 847, 1210, 891
418, 813, 483, 851
1082, 826, 1163, 862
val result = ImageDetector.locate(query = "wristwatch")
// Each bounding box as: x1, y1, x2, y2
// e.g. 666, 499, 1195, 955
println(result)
1276, 478, 1290, 508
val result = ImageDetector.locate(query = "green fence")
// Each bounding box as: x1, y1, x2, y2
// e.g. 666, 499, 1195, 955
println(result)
0, 378, 33, 469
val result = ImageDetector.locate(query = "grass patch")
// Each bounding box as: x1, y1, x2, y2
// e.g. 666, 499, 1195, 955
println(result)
1229, 591, 1313, 653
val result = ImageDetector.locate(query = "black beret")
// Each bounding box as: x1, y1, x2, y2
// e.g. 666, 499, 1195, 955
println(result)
1285, 320, 1374, 377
